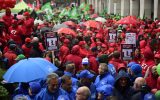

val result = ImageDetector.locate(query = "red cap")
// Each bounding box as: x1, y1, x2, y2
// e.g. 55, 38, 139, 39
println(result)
118, 63, 126, 71
79, 41, 85, 46
23, 12, 30, 16
25, 38, 31, 43
63, 39, 70, 44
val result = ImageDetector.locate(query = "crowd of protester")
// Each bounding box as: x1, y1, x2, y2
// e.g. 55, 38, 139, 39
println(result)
0, 6, 160, 100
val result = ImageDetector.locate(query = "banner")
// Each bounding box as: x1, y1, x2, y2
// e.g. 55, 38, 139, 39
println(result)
121, 44, 134, 61
108, 29, 117, 43
45, 32, 58, 51
125, 33, 136, 46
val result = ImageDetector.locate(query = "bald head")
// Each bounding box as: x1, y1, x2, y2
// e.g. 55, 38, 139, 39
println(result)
32, 37, 39, 43
133, 77, 146, 91
76, 86, 91, 100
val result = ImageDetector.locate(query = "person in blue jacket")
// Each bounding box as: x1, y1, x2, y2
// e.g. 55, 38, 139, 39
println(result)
59, 75, 76, 100
35, 73, 61, 100
129, 64, 142, 83
113, 70, 135, 100
64, 61, 78, 91
94, 63, 115, 88
97, 54, 116, 77
28, 82, 41, 99
96, 84, 115, 100
76, 69, 97, 100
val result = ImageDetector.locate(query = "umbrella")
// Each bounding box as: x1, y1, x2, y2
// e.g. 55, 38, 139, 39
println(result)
40, 27, 52, 34
57, 28, 77, 37
84, 20, 101, 29
116, 16, 137, 25
63, 21, 76, 27
52, 23, 69, 32
95, 17, 106, 23
3, 58, 58, 83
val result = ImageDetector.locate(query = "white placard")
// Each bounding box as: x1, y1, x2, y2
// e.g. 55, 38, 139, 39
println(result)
45, 32, 58, 51
125, 33, 136, 46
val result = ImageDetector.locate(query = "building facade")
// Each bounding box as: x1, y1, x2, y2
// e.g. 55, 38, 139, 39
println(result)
82, 0, 160, 19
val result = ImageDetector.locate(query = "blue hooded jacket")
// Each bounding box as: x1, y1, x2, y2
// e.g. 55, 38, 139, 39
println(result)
94, 72, 115, 88
59, 88, 76, 100
113, 70, 135, 100
108, 63, 116, 77
35, 87, 62, 100
130, 64, 142, 82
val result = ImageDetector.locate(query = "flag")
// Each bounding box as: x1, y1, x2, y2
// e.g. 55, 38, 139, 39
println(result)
41, 2, 52, 12
70, 7, 79, 19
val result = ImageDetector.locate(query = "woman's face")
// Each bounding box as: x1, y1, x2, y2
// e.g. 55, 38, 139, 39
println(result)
119, 77, 128, 87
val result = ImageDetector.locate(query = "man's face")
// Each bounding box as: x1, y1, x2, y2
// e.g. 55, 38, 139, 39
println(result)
6, 10, 11, 16
98, 65, 106, 75
48, 78, 59, 93
62, 79, 72, 92
76, 89, 87, 100
80, 78, 91, 87
151, 66, 158, 77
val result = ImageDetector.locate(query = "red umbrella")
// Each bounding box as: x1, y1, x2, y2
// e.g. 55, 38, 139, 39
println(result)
84, 20, 101, 29
57, 28, 77, 37
63, 21, 76, 27
116, 16, 137, 25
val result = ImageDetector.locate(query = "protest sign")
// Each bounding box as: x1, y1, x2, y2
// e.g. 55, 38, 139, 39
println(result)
125, 33, 136, 46
121, 44, 134, 60
45, 32, 58, 51
108, 29, 117, 43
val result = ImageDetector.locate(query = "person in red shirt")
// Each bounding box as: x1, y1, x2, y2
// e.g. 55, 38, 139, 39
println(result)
21, 38, 32, 58
9, 20, 23, 45
145, 66, 159, 89
23, 12, 34, 38
59, 39, 70, 63
4, 44, 17, 67
79, 41, 89, 58
2, 8, 14, 30
87, 47, 99, 74
141, 46, 155, 76
0, 20, 10, 51
64, 45, 82, 72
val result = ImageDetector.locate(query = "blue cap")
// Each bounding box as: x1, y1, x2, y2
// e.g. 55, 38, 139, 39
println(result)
127, 62, 136, 68
130, 64, 142, 75
76, 70, 94, 78
144, 93, 156, 100
96, 84, 113, 96
29, 82, 41, 95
